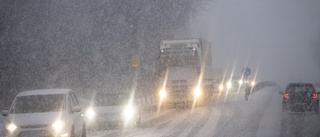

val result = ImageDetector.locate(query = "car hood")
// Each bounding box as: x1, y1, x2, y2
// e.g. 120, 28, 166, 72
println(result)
93, 106, 125, 115
6, 112, 65, 126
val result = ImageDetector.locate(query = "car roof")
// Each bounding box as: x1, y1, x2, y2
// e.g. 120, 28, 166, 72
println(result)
17, 89, 73, 96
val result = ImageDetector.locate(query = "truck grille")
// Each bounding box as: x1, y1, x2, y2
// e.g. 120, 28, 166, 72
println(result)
170, 80, 189, 92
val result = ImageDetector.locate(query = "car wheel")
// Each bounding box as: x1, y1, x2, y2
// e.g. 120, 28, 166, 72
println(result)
282, 103, 288, 111
82, 124, 87, 137
70, 126, 75, 137
314, 102, 319, 114
136, 117, 141, 127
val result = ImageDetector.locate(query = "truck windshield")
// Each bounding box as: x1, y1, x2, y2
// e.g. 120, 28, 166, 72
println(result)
10, 94, 66, 114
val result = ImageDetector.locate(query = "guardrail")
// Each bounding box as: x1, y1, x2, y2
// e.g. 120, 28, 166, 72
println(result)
253, 81, 277, 92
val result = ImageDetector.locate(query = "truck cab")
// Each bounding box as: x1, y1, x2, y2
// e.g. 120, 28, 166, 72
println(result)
156, 39, 213, 107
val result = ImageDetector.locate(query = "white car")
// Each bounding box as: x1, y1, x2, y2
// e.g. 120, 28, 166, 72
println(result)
1, 89, 86, 137
85, 93, 141, 129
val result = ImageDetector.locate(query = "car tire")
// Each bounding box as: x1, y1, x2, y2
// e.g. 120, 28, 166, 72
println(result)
136, 117, 141, 127
82, 124, 87, 137
314, 103, 319, 114
70, 126, 75, 137
282, 103, 288, 112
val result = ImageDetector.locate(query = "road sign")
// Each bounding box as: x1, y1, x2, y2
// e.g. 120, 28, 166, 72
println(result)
242, 67, 251, 77
131, 56, 140, 68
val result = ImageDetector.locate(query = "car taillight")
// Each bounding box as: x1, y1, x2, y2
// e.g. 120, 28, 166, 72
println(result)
312, 93, 318, 99
283, 93, 289, 99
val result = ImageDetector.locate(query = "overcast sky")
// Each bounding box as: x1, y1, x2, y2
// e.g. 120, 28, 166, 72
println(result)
190, 0, 320, 86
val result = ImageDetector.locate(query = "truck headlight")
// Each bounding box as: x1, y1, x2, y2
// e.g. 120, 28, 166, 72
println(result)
86, 108, 95, 120
194, 87, 202, 98
6, 123, 17, 132
52, 120, 65, 133
160, 89, 166, 99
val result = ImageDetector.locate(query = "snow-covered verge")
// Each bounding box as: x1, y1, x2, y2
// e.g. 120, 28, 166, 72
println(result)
0, 115, 4, 135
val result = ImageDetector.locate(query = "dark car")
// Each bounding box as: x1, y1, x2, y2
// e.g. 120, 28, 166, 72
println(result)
281, 83, 319, 113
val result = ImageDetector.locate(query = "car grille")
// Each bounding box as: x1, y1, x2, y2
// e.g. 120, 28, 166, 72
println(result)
20, 124, 48, 129
18, 130, 53, 137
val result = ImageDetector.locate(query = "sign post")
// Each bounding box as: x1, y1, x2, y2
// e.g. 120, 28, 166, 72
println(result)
131, 56, 140, 68
242, 67, 251, 101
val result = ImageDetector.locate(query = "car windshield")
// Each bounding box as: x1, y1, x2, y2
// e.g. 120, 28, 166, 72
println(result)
94, 94, 129, 106
10, 94, 65, 114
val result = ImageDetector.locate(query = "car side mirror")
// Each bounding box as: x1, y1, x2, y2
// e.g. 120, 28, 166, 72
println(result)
72, 106, 82, 113
1, 110, 9, 116
279, 91, 284, 95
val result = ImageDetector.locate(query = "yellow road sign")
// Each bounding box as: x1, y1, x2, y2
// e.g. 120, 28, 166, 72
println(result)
131, 56, 140, 68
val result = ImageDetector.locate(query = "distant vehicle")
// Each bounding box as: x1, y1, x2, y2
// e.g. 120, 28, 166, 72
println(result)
1, 89, 86, 137
281, 83, 319, 113
217, 76, 256, 92
156, 38, 214, 107
85, 93, 141, 129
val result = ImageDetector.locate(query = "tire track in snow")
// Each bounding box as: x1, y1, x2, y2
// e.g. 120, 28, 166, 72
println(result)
212, 104, 243, 137
125, 109, 190, 137
185, 103, 220, 137
163, 109, 200, 137
212, 87, 274, 137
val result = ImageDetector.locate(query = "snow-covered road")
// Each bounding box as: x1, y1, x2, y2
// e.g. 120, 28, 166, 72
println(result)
1, 86, 319, 137
86, 86, 320, 137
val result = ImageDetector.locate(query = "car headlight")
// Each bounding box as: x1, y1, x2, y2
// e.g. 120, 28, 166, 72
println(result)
6, 123, 17, 132
123, 105, 135, 121
86, 108, 95, 120
238, 80, 243, 85
194, 87, 202, 98
160, 89, 166, 99
227, 81, 232, 88
52, 120, 65, 133
219, 84, 224, 90
251, 81, 256, 86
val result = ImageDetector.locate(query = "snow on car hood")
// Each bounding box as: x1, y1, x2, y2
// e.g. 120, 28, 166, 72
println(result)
93, 106, 125, 115
6, 112, 65, 126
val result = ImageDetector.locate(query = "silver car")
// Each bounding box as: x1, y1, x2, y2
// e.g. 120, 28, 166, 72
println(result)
85, 93, 141, 129
1, 89, 86, 137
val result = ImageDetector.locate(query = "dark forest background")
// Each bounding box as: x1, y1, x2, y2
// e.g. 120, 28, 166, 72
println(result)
0, 0, 210, 108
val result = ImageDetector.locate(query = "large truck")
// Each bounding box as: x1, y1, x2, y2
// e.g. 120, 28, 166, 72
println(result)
156, 38, 214, 107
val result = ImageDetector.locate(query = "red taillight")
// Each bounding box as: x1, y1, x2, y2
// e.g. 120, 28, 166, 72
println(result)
312, 93, 318, 99
284, 93, 289, 99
